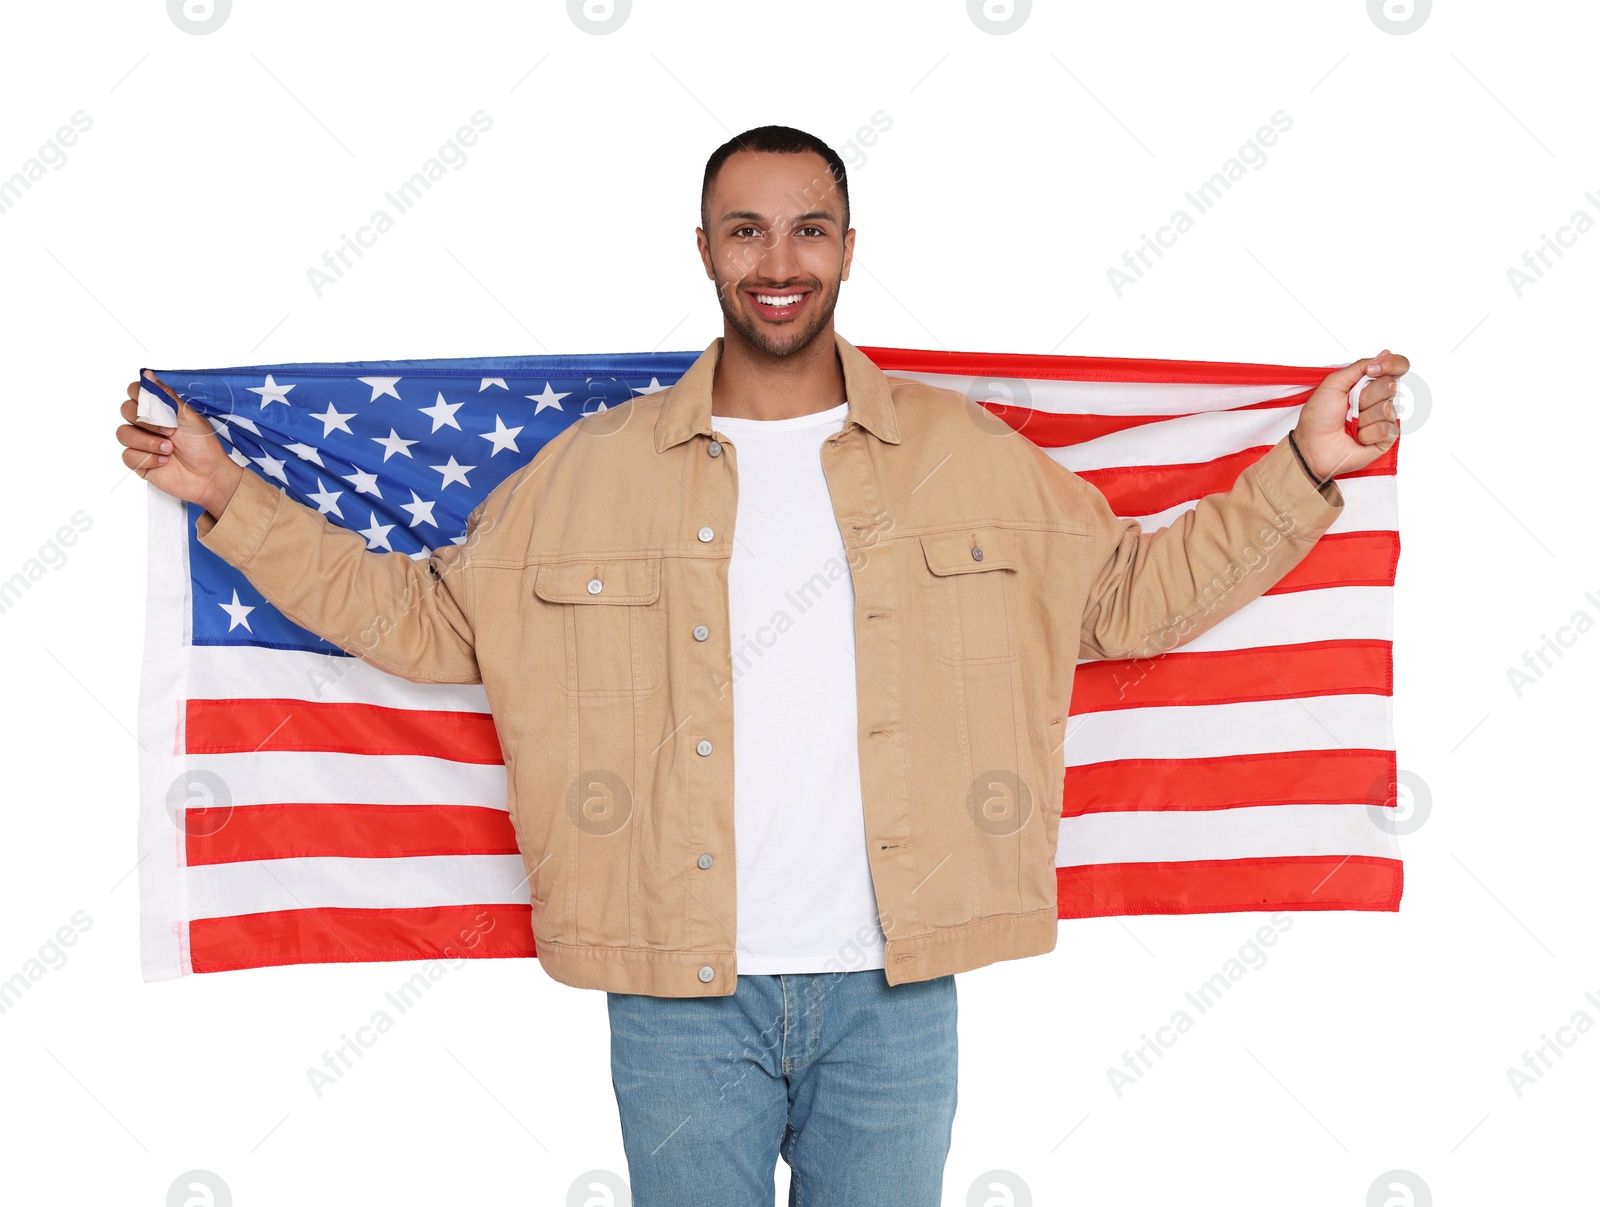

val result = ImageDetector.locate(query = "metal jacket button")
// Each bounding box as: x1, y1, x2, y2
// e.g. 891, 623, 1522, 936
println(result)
697, 853, 714, 869
586, 577, 603, 593
696, 740, 713, 756
697, 526, 714, 542
693, 625, 709, 641
698, 965, 715, 982
708, 440, 722, 457
971, 547, 984, 561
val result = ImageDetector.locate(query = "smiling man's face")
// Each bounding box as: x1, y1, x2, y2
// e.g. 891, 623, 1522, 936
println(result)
697, 148, 854, 359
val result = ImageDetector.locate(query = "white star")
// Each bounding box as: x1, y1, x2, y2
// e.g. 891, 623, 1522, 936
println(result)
307, 478, 344, 517
372, 428, 419, 461
248, 375, 295, 408
218, 588, 255, 632
399, 490, 438, 528
449, 532, 469, 545
526, 382, 571, 415
313, 403, 355, 436
227, 447, 250, 468
360, 376, 402, 402
252, 452, 288, 483
409, 547, 433, 561
419, 392, 464, 432
479, 415, 523, 455
430, 456, 476, 489
358, 511, 395, 551
285, 442, 325, 467
343, 468, 382, 497
207, 416, 230, 438
631, 377, 672, 396
479, 377, 508, 392
227, 414, 262, 436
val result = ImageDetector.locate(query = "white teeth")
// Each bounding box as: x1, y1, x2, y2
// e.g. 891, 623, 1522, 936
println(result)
755, 293, 804, 306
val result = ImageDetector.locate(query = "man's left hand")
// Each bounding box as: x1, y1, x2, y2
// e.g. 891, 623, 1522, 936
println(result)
1294, 349, 1410, 481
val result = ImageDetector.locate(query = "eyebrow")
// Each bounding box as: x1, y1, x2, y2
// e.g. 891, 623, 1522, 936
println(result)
720, 210, 837, 226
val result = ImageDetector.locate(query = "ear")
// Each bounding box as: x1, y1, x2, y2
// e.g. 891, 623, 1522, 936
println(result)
695, 226, 715, 280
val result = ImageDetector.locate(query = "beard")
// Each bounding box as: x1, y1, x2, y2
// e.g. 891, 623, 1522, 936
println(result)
713, 272, 841, 360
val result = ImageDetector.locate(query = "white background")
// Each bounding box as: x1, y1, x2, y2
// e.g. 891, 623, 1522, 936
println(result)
1, 1, 1594, 1203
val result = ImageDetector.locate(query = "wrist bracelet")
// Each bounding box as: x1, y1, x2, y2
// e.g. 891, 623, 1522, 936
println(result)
1287, 430, 1331, 492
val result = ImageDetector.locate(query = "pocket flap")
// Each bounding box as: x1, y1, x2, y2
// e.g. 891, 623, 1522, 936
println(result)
920, 527, 1017, 576
533, 556, 662, 604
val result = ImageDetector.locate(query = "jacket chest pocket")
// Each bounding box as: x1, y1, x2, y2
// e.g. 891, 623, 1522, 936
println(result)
532, 556, 665, 696
919, 527, 1018, 663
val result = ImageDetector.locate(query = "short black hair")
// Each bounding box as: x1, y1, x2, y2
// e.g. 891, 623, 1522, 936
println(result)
700, 125, 850, 235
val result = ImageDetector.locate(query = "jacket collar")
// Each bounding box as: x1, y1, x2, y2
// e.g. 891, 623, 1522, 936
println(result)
653, 329, 901, 453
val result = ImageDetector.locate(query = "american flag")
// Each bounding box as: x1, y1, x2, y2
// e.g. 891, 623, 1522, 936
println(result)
136, 347, 1402, 980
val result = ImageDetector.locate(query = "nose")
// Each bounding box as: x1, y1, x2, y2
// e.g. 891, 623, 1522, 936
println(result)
752, 224, 799, 282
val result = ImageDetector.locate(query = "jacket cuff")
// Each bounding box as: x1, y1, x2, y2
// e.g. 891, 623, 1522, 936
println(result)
1254, 432, 1344, 541
195, 469, 283, 565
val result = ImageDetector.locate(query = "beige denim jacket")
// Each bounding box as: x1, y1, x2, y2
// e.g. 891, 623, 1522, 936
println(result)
195, 332, 1344, 996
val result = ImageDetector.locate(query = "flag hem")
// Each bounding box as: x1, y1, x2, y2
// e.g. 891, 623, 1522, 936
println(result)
137, 486, 196, 981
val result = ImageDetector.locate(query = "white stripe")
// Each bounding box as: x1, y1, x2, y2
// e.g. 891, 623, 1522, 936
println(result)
1073, 584, 1394, 655
1056, 803, 1402, 866
137, 383, 178, 426
188, 644, 491, 712
893, 371, 1310, 416
188, 853, 532, 919
137, 487, 195, 981
184, 750, 508, 809
1044, 406, 1297, 470
1124, 474, 1397, 535
1062, 694, 1392, 765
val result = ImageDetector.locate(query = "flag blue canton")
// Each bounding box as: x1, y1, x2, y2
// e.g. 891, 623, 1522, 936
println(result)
163, 352, 702, 653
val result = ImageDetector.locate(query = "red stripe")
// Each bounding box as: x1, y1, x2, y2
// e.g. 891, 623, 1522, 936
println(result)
186, 802, 518, 866
980, 389, 1314, 446
186, 698, 504, 763
1266, 531, 1399, 594
1070, 639, 1392, 714
1056, 855, 1403, 916
189, 903, 537, 973
1079, 442, 1398, 518
1063, 749, 1397, 815
859, 346, 1333, 386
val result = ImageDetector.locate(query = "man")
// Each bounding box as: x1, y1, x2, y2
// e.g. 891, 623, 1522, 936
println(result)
117, 125, 1405, 1206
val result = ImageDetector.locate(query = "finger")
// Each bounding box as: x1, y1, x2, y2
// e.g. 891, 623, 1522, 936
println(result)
1366, 350, 1410, 379
1358, 375, 1398, 413
116, 423, 175, 456
172, 397, 217, 434
121, 446, 169, 473
1319, 357, 1377, 394
1356, 415, 1398, 446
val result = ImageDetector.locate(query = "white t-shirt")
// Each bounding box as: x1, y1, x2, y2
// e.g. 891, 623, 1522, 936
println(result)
708, 401, 887, 974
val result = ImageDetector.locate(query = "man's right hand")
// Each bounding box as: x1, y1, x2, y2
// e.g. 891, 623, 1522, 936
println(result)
117, 373, 245, 519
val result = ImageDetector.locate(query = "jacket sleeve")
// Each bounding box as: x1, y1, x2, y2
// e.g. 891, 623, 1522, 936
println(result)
1060, 432, 1345, 662
194, 468, 484, 684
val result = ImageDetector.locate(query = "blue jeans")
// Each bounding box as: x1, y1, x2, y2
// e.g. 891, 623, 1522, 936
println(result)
606, 968, 958, 1206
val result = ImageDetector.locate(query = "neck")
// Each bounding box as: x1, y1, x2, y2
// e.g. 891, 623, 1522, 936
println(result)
710, 321, 847, 420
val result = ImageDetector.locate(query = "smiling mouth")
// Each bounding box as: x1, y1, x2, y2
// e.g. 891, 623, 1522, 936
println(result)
745, 288, 811, 320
